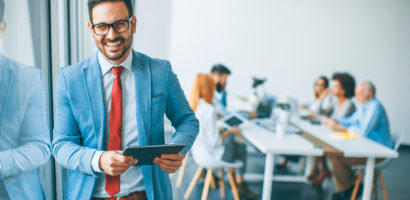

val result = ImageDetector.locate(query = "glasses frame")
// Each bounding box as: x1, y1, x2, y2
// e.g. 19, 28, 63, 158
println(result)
91, 16, 133, 36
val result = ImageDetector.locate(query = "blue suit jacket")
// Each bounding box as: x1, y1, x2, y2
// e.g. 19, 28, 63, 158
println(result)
52, 51, 199, 200
0, 54, 51, 199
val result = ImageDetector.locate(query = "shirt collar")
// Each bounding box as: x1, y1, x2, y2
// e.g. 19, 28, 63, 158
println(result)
98, 51, 133, 76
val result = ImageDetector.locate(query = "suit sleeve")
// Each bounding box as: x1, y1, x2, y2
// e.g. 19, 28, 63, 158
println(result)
0, 70, 51, 178
52, 71, 99, 177
165, 63, 199, 156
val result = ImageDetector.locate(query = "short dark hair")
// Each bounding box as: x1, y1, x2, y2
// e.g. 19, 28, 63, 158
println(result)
0, 0, 5, 23
211, 64, 231, 75
88, 0, 133, 22
317, 76, 329, 88
332, 72, 356, 98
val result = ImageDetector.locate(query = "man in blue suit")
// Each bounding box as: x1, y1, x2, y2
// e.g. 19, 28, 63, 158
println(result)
0, 1, 51, 198
52, 0, 199, 199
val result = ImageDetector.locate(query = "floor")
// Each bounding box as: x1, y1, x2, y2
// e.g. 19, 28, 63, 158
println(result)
170, 145, 410, 200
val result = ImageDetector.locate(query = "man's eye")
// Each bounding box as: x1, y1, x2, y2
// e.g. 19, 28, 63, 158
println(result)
96, 24, 108, 29
114, 22, 127, 29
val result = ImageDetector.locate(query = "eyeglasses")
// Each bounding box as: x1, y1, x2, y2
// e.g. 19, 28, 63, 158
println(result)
91, 17, 133, 36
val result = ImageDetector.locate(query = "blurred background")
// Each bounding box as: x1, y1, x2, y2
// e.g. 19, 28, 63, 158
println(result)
135, 0, 410, 145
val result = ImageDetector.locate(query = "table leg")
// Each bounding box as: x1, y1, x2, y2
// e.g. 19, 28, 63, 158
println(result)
362, 157, 375, 200
304, 156, 313, 178
262, 153, 275, 200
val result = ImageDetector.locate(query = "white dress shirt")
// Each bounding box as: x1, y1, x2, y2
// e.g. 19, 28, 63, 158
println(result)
92, 51, 145, 197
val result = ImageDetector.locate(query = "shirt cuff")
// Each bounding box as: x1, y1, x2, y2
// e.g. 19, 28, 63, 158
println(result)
91, 151, 104, 173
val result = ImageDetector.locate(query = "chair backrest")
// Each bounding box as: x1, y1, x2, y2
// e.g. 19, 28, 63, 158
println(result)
375, 132, 404, 169
392, 132, 404, 151
190, 143, 243, 169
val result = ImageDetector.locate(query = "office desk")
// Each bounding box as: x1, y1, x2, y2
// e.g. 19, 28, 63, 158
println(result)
291, 117, 399, 200
240, 121, 323, 200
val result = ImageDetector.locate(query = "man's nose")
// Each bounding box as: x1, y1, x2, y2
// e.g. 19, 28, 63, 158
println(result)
106, 26, 119, 40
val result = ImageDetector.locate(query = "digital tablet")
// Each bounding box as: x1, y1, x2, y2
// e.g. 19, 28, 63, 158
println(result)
123, 144, 185, 166
221, 113, 247, 128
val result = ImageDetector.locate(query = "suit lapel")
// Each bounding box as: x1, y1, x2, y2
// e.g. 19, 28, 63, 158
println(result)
0, 57, 12, 136
83, 53, 106, 149
132, 51, 151, 145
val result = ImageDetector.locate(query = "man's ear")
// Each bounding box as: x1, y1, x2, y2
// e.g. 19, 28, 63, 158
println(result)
368, 92, 374, 100
87, 21, 93, 34
0, 21, 7, 37
131, 16, 137, 34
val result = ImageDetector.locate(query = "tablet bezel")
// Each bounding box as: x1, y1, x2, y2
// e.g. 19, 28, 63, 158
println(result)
123, 144, 185, 166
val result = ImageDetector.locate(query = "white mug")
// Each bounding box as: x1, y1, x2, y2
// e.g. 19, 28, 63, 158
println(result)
276, 124, 286, 137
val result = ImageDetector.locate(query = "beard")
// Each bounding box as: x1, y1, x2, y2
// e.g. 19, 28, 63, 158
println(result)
96, 34, 133, 61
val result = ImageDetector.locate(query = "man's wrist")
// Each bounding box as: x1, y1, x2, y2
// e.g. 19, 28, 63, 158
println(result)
91, 150, 104, 173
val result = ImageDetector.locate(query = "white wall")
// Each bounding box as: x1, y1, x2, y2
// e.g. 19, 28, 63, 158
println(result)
133, 0, 172, 59
135, 0, 410, 144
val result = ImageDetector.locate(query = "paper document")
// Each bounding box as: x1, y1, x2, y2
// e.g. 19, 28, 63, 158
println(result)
331, 132, 360, 140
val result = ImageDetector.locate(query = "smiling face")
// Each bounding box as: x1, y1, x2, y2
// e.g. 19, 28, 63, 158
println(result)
331, 80, 345, 98
314, 78, 327, 97
355, 83, 373, 104
88, 1, 136, 65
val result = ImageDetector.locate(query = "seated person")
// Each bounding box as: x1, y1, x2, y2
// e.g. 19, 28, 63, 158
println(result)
211, 64, 231, 117
323, 81, 393, 200
281, 76, 334, 168
211, 64, 258, 119
189, 73, 258, 199
300, 76, 335, 118
307, 72, 356, 185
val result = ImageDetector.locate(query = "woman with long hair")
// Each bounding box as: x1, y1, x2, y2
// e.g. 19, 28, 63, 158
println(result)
188, 73, 258, 199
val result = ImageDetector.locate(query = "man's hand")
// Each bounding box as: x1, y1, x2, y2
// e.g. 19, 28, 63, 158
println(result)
327, 120, 348, 132
153, 152, 184, 173
99, 151, 138, 176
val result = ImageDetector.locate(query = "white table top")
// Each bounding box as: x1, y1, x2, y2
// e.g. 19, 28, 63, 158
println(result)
241, 122, 323, 156
291, 117, 398, 158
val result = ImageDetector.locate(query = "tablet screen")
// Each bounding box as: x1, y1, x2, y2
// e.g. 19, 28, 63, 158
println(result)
225, 116, 243, 127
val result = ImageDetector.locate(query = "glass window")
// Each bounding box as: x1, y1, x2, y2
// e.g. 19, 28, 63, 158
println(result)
0, 0, 53, 199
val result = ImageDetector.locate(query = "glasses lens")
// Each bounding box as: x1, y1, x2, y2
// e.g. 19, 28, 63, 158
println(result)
113, 21, 129, 33
94, 24, 109, 35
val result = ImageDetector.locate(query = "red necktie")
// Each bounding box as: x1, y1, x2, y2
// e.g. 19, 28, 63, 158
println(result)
105, 66, 124, 197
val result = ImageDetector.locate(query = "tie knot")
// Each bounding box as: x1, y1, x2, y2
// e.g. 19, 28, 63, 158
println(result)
111, 66, 124, 78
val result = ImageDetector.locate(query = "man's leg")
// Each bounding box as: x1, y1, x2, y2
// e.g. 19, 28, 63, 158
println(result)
328, 156, 366, 192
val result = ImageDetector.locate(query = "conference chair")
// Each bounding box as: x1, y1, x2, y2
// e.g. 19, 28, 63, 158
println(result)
184, 147, 243, 200
350, 132, 404, 200
176, 151, 190, 188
